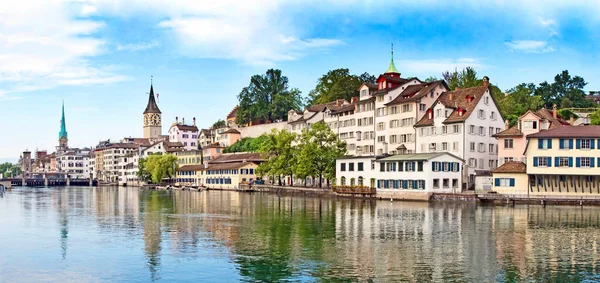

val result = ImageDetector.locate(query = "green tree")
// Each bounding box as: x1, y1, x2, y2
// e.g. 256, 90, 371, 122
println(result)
535, 70, 595, 108
498, 83, 544, 126
589, 108, 600, 125
424, 76, 439, 82
137, 157, 152, 183
308, 68, 376, 105
211, 119, 226, 129
442, 66, 504, 112
257, 129, 297, 186
145, 154, 179, 184
236, 69, 303, 125
223, 136, 270, 153
295, 121, 346, 188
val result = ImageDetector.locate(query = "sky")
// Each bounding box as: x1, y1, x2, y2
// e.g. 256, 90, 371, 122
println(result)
2, 0, 600, 161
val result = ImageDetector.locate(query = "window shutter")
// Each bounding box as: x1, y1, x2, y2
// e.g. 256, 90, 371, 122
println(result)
449, 162, 454, 171
569, 139, 574, 149
559, 139, 565, 149
576, 139, 581, 149
533, 157, 538, 167
494, 178, 500, 186
547, 139, 552, 149
432, 162, 436, 171
554, 157, 559, 167
547, 157, 552, 167
509, 178, 515, 187
402, 180, 407, 188
413, 180, 418, 189
538, 139, 543, 149
576, 157, 581, 168
592, 139, 596, 149
592, 158, 596, 168
569, 157, 573, 167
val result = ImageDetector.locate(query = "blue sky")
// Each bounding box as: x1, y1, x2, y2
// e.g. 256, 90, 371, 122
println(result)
2, 0, 600, 160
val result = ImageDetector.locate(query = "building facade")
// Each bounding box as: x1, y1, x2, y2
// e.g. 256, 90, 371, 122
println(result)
168, 117, 199, 151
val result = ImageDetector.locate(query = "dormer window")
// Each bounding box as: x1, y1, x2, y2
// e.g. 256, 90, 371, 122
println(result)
466, 95, 474, 103
427, 109, 433, 119
458, 108, 465, 117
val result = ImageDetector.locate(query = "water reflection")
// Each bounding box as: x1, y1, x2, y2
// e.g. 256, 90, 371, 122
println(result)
1, 187, 600, 282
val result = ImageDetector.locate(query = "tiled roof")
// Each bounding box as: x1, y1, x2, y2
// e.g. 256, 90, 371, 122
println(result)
227, 106, 239, 119
164, 141, 184, 153
385, 81, 446, 106
330, 103, 355, 114
377, 152, 464, 162
200, 129, 212, 136
534, 108, 570, 128
493, 126, 523, 137
356, 96, 375, 104
209, 152, 263, 163
493, 161, 526, 173
415, 86, 489, 127
221, 128, 241, 134
175, 124, 199, 132
527, 125, 600, 138
306, 99, 348, 112
178, 162, 257, 172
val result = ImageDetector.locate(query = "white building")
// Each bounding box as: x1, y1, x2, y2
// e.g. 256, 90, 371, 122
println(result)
414, 78, 505, 187
335, 152, 464, 194
56, 148, 93, 179
168, 117, 199, 151
142, 140, 184, 157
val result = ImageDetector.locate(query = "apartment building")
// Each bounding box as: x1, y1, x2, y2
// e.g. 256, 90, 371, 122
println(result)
493, 106, 569, 165
168, 117, 199, 151
176, 152, 263, 188
414, 78, 504, 186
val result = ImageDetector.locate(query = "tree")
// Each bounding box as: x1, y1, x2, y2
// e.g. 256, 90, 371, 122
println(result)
212, 119, 226, 129
535, 70, 595, 108
236, 69, 303, 125
295, 121, 346, 188
589, 108, 600, 125
498, 83, 544, 126
308, 69, 376, 105
223, 135, 270, 153
137, 157, 152, 183
256, 129, 297, 186
424, 76, 439, 82
442, 66, 504, 112
145, 154, 179, 184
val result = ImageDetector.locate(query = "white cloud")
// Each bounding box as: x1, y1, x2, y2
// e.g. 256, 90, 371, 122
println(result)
116, 41, 159, 51
505, 40, 555, 53
400, 58, 487, 74
0, 0, 125, 94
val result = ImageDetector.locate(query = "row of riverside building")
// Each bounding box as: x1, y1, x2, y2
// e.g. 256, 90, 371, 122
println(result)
20, 50, 600, 196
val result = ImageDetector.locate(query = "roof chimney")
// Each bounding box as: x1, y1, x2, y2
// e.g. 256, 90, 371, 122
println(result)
449, 92, 454, 101
570, 115, 575, 125
182, 117, 185, 125
193, 117, 196, 126
483, 76, 489, 87
455, 87, 460, 91
552, 104, 557, 119
176, 116, 179, 124
505, 120, 510, 130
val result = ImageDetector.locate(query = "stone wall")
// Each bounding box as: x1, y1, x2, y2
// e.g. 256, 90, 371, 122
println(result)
236, 122, 288, 138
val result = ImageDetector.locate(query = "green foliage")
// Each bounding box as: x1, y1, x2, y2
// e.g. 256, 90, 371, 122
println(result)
144, 154, 179, 184
212, 119, 226, 129
534, 70, 595, 108
256, 129, 297, 184
0, 162, 20, 177
295, 121, 346, 188
137, 158, 152, 183
558, 109, 579, 120
498, 83, 544, 125
589, 108, 600, 125
223, 136, 270, 153
236, 69, 303, 125
442, 67, 482, 90
424, 76, 439, 82
308, 68, 376, 106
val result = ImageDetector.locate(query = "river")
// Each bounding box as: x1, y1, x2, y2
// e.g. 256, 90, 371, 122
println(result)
0, 186, 599, 282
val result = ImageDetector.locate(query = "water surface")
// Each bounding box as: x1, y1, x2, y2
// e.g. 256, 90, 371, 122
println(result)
1, 187, 600, 282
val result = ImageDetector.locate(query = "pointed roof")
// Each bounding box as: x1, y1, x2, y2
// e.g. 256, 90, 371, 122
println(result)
144, 84, 161, 114
385, 44, 399, 74
59, 101, 68, 140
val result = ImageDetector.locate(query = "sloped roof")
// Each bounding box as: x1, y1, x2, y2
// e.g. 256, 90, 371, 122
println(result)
376, 152, 463, 162
227, 106, 239, 119
174, 124, 199, 132
178, 162, 257, 172
385, 81, 447, 106
209, 152, 263, 164
535, 108, 570, 128
527, 125, 600, 138
493, 161, 526, 173
493, 126, 523, 137
415, 86, 489, 127
306, 99, 348, 112
330, 103, 355, 115
144, 84, 161, 114
222, 128, 241, 134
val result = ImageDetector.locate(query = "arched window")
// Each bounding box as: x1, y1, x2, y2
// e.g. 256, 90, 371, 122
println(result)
340, 177, 346, 186
358, 176, 363, 186
350, 178, 355, 187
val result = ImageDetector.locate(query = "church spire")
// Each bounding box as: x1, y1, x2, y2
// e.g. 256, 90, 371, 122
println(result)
59, 100, 68, 140
143, 78, 161, 114
385, 43, 399, 74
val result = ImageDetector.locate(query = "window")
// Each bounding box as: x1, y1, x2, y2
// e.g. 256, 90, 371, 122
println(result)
479, 158, 484, 169
470, 142, 475, 152
491, 111, 497, 120
504, 139, 514, 149
442, 142, 448, 150
581, 139, 592, 149
390, 106, 398, 114
484, 96, 489, 104
558, 157, 569, 167
478, 143, 486, 152
523, 121, 538, 130
538, 157, 548, 167
361, 89, 367, 96
377, 122, 385, 131
469, 158, 477, 167
538, 138, 552, 149
433, 179, 440, 189
402, 104, 411, 112
419, 104, 426, 111
340, 163, 346, 171
406, 162, 416, 171
469, 125, 475, 134
443, 162, 449, 172
443, 179, 449, 188
390, 135, 397, 144
581, 157, 591, 167
436, 109, 441, 117
430, 143, 436, 151
453, 142, 459, 151
489, 144, 495, 154
452, 179, 459, 188
442, 126, 448, 134
489, 160, 496, 168
349, 163, 354, 171
495, 178, 514, 187
489, 127, 494, 136
479, 126, 485, 136
453, 125, 460, 133
358, 162, 364, 171
478, 109, 485, 119
377, 136, 385, 142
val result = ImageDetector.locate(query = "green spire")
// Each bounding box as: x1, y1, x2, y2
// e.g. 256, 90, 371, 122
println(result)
386, 43, 399, 74
59, 100, 68, 140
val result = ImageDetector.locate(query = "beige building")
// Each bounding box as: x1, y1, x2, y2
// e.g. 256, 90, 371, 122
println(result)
175, 150, 204, 166
176, 152, 263, 188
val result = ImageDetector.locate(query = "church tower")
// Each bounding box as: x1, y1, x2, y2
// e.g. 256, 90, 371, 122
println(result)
143, 83, 162, 139
58, 101, 68, 150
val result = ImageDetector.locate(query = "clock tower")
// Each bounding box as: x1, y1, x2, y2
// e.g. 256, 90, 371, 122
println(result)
143, 83, 162, 139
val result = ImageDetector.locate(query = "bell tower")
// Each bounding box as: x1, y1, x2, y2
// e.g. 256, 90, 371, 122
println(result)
143, 81, 162, 139
58, 101, 68, 151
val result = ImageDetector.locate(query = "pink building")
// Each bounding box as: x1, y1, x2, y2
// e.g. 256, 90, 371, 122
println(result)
202, 144, 225, 162
168, 117, 199, 151
219, 128, 241, 147
493, 107, 570, 165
